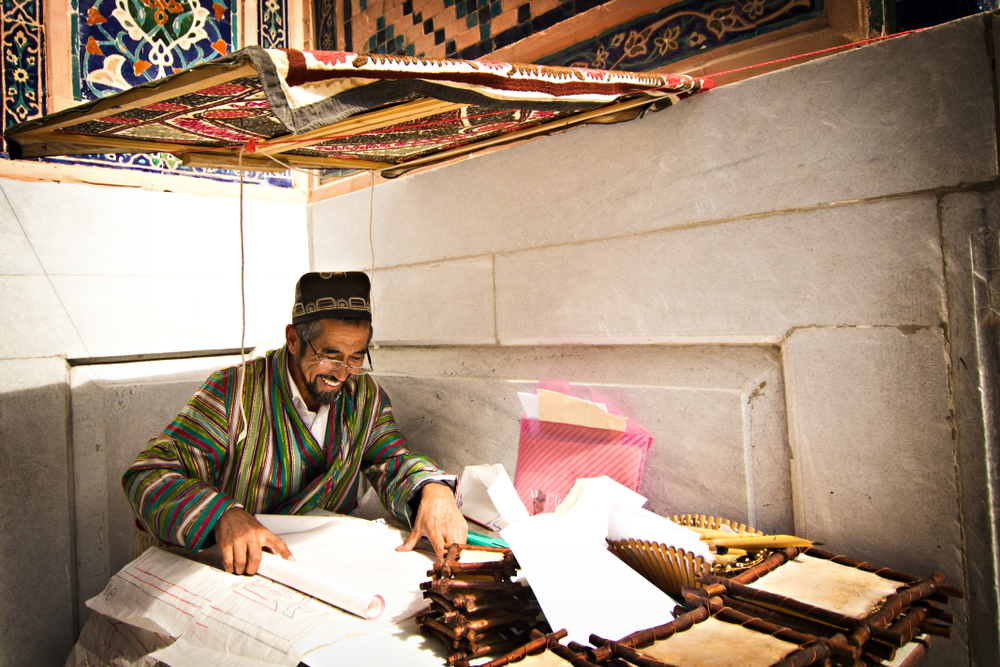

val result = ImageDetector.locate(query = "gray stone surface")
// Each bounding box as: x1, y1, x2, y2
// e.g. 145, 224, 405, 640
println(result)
374, 343, 791, 530
940, 189, 1000, 667
0, 179, 307, 359
49, 275, 293, 357
494, 197, 944, 344
0, 187, 43, 275
370, 256, 496, 345
783, 326, 966, 665
0, 276, 88, 359
0, 180, 306, 279
310, 16, 995, 270
70, 356, 240, 629
0, 358, 75, 667
69, 366, 110, 633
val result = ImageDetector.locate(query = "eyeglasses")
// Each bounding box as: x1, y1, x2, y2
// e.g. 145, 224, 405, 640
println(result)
305, 339, 373, 375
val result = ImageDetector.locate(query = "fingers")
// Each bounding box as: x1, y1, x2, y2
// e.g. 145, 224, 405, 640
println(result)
221, 543, 235, 574
396, 529, 421, 553
213, 507, 284, 575
245, 540, 262, 575
262, 534, 295, 563
428, 532, 447, 562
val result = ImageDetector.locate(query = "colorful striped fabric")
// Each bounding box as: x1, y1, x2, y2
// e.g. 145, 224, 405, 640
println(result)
123, 346, 447, 552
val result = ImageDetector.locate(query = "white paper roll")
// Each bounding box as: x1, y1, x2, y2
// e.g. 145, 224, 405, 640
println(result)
258, 552, 385, 620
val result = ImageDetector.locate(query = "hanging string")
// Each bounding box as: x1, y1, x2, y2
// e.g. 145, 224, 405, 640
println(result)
235, 143, 249, 444
369, 170, 376, 323
238, 144, 247, 370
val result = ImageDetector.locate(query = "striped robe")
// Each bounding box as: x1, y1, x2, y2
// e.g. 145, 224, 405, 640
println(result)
123, 346, 445, 551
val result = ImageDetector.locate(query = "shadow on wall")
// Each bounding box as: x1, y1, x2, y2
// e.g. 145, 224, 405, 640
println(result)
0, 377, 76, 667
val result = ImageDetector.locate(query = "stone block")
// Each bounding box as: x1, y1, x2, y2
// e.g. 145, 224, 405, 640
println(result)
782, 326, 965, 664
0, 358, 75, 666
370, 257, 496, 345
308, 16, 995, 269
0, 276, 88, 359
939, 188, 1000, 667
1, 180, 306, 279
50, 275, 292, 357
495, 197, 944, 344
309, 187, 382, 270
69, 366, 111, 631
0, 186, 43, 274
71, 357, 240, 580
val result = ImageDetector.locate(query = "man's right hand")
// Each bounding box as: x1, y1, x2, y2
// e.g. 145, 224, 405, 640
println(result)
214, 507, 294, 575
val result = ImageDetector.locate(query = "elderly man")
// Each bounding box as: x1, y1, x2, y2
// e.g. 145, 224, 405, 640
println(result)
123, 272, 466, 574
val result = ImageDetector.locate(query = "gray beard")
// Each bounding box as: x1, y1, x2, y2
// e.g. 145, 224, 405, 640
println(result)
306, 375, 341, 406
295, 351, 341, 406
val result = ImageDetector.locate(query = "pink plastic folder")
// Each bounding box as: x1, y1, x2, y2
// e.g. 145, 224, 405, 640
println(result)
513, 380, 653, 514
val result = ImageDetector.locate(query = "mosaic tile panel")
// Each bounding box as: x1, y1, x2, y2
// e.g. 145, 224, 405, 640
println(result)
77, 0, 237, 100
259, 0, 288, 49
317, 0, 821, 69
314, 0, 336, 49
540, 0, 824, 70
47, 0, 292, 186
41, 152, 294, 186
2, 0, 46, 133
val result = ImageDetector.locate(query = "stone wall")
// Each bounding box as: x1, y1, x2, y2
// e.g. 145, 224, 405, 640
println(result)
0, 181, 305, 667
309, 15, 1000, 666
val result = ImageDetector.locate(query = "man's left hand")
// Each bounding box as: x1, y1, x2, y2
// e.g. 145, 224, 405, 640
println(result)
396, 482, 467, 561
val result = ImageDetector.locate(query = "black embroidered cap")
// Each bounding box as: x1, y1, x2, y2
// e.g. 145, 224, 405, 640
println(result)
291, 272, 372, 324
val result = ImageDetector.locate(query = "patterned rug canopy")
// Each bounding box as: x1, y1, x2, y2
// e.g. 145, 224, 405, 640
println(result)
5, 47, 710, 178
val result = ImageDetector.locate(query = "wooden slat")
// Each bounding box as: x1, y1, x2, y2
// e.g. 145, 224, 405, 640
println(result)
258, 98, 464, 156
380, 93, 666, 178
9, 61, 258, 137
10, 132, 217, 158
179, 153, 291, 172
180, 151, 394, 171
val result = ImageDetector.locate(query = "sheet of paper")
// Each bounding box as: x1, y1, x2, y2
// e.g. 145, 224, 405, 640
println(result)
460, 463, 516, 531
518, 392, 540, 419
303, 616, 451, 667
501, 513, 675, 645
259, 517, 434, 621
550, 476, 647, 551
486, 464, 531, 527
609, 506, 714, 562
536, 389, 626, 431
86, 517, 436, 667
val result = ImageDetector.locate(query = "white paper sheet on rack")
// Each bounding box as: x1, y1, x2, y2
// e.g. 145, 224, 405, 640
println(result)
85, 516, 435, 667
501, 513, 675, 645
608, 506, 713, 562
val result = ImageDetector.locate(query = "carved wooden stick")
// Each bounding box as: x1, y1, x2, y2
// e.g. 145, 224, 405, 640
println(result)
467, 629, 570, 667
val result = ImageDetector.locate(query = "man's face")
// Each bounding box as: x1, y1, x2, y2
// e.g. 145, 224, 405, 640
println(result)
287, 319, 371, 408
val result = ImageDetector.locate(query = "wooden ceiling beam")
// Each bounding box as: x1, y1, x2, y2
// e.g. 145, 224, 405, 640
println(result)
181, 151, 394, 171
9, 61, 258, 137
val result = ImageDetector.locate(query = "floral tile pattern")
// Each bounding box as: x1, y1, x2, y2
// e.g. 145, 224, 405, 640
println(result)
539, 0, 822, 70
259, 0, 288, 49
77, 0, 237, 101
2, 0, 45, 134
61, 0, 291, 186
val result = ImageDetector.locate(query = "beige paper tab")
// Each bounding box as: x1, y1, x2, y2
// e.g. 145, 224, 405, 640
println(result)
536, 389, 627, 431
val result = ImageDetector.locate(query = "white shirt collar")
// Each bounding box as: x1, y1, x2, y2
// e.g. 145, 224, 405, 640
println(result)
286, 366, 331, 430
